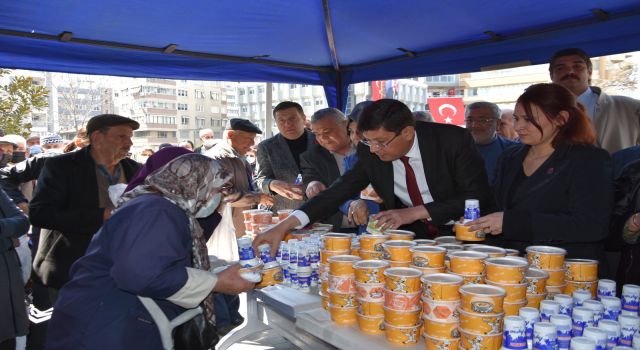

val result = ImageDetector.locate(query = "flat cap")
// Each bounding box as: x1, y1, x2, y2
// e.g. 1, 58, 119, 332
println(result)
227, 118, 262, 134
0, 136, 17, 148
86, 114, 140, 135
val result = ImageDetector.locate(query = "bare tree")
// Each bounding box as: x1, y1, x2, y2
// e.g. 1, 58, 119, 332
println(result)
55, 73, 109, 131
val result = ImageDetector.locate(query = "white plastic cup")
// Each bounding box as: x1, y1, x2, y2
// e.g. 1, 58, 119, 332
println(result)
534, 322, 558, 350
633, 330, 640, 350
583, 300, 605, 326
551, 314, 573, 350
574, 290, 593, 307
582, 327, 607, 350
601, 296, 622, 321
598, 319, 621, 350
503, 315, 527, 350
621, 284, 640, 315
237, 236, 255, 260
570, 336, 596, 350
618, 314, 640, 347
555, 294, 575, 316
520, 307, 540, 344
597, 279, 617, 300
541, 300, 561, 322
573, 307, 596, 337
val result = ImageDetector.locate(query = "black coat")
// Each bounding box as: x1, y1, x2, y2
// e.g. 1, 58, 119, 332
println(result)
29, 147, 140, 289
611, 159, 640, 285
493, 143, 612, 273
299, 122, 492, 238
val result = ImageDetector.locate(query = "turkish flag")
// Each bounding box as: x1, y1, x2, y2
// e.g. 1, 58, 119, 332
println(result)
428, 97, 465, 126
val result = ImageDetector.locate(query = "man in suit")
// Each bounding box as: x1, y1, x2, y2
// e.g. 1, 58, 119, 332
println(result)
300, 108, 355, 230
255, 101, 315, 211
254, 99, 492, 250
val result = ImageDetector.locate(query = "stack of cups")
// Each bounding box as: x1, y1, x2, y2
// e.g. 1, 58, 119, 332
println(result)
573, 306, 596, 337
484, 257, 529, 316
327, 254, 361, 325
597, 279, 617, 300
601, 296, 622, 321
621, 284, 640, 316
618, 313, 640, 347
382, 240, 416, 268
582, 327, 608, 350
458, 284, 506, 350
358, 233, 388, 261
353, 260, 388, 334
237, 236, 264, 282
319, 233, 351, 309
250, 210, 273, 234
241, 209, 263, 236
383, 267, 423, 345
386, 229, 416, 241
454, 199, 485, 242
551, 314, 573, 350
421, 273, 463, 349
519, 307, 540, 348
526, 246, 567, 304
525, 268, 550, 299
597, 319, 621, 350
409, 245, 446, 276
296, 245, 313, 292
540, 300, 561, 322
448, 250, 488, 284
583, 300, 605, 326
533, 322, 559, 350
255, 243, 283, 288
503, 315, 527, 350
564, 259, 599, 297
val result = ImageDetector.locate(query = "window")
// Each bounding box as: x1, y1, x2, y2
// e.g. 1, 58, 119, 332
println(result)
178, 89, 188, 97
135, 131, 150, 137
196, 117, 205, 128
210, 91, 220, 100
195, 104, 204, 112
195, 89, 205, 99
241, 106, 248, 112
315, 99, 323, 106
157, 131, 168, 138
210, 106, 220, 114
181, 116, 189, 125
258, 86, 265, 93
238, 89, 245, 96
249, 89, 255, 95
177, 103, 188, 110
301, 84, 309, 87
289, 84, 297, 89
303, 99, 311, 106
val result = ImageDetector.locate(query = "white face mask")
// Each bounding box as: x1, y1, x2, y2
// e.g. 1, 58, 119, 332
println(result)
203, 139, 216, 148
195, 192, 222, 218
245, 155, 256, 164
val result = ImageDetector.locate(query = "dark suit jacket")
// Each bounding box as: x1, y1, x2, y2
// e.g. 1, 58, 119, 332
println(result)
493, 143, 612, 268
299, 122, 492, 238
300, 143, 344, 229
29, 146, 140, 288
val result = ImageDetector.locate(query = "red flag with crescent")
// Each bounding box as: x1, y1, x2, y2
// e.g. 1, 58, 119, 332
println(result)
428, 97, 465, 126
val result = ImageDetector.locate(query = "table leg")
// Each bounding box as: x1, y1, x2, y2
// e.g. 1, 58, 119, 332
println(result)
215, 291, 271, 350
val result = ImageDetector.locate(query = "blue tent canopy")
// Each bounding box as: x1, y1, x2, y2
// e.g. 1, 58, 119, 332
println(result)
1, 0, 640, 109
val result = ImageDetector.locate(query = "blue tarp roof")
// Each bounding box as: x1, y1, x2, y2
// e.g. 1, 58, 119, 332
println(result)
1, 1, 640, 109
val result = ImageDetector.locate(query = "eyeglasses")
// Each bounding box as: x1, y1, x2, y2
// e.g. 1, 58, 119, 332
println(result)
361, 132, 400, 149
464, 118, 498, 126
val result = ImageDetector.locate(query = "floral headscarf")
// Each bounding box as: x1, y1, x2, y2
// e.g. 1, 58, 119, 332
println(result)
120, 153, 232, 321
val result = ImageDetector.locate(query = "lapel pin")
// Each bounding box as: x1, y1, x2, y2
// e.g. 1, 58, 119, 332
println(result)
547, 167, 554, 174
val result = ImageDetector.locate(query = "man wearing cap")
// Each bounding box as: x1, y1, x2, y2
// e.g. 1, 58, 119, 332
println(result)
549, 48, 640, 154
27, 134, 40, 147
26, 115, 140, 346
0, 136, 17, 168
194, 128, 216, 154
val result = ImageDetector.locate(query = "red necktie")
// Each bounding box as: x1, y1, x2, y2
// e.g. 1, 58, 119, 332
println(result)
400, 156, 439, 238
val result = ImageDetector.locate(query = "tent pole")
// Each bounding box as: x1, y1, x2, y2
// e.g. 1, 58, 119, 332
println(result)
265, 82, 273, 138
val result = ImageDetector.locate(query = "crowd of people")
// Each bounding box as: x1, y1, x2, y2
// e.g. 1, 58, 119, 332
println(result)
0, 47, 639, 349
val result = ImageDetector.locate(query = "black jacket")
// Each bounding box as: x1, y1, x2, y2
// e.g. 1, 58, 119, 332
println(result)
611, 159, 640, 285
29, 146, 140, 288
0, 152, 59, 204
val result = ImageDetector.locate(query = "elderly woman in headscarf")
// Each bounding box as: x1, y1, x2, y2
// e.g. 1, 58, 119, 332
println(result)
46, 154, 255, 350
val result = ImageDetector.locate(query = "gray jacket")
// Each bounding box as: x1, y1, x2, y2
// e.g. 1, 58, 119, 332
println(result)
255, 130, 315, 211
592, 86, 640, 154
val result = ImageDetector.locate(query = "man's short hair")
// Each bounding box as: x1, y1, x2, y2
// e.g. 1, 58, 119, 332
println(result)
549, 48, 592, 72
198, 128, 214, 138
358, 99, 415, 134
465, 101, 501, 119
273, 101, 304, 117
412, 111, 434, 123
310, 107, 346, 124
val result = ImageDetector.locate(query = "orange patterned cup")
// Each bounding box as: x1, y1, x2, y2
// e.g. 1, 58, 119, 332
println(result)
384, 306, 422, 327
357, 299, 384, 316
385, 229, 416, 241
320, 292, 330, 310
525, 293, 547, 308
242, 209, 263, 221
424, 318, 460, 339
455, 222, 485, 241
410, 245, 446, 268
451, 272, 485, 285
385, 321, 423, 345
467, 245, 507, 258
250, 210, 273, 224
358, 250, 384, 260
387, 260, 412, 268
384, 289, 422, 310
355, 282, 385, 302
384, 267, 423, 294
411, 265, 446, 276
322, 233, 352, 251
330, 292, 358, 308
503, 299, 527, 316
564, 259, 598, 282
425, 334, 459, 350
545, 268, 566, 287
484, 257, 528, 284
320, 249, 350, 264
414, 239, 437, 246
526, 245, 566, 269
459, 329, 502, 350
354, 260, 388, 284
525, 268, 549, 294
382, 240, 417, 261
422, 297, 460, 322
449, 251, 489, 275
359, 234, 389, 252
505, 248, 520, 256
458, 307, 504, 335
328, 274, 356, 294
256, 266, 283, 288
485, 279, 528, 302
328, 254, 361, 276
356, 312, 385, 334
545, 283, 567, 297
329, 304, 357, 325
564, 280, 597, 297
422, 273, 464, 301
460, 284, 506, 314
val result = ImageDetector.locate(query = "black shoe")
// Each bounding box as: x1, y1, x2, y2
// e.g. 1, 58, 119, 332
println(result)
231, 316, 245, 326
216, 324, 238, 337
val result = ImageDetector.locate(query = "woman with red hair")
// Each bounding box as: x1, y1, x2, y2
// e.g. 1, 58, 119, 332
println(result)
468, 83, 613, 276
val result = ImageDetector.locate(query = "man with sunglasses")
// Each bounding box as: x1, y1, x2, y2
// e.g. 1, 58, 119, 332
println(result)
255, 99, 491, 250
